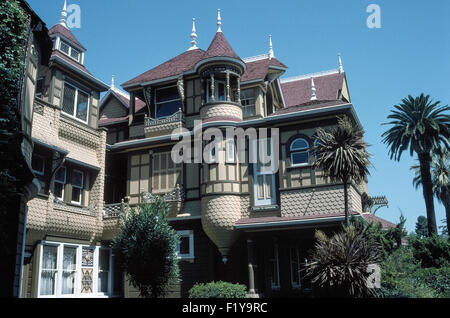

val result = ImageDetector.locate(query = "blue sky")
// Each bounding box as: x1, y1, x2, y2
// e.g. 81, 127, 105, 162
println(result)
28, 0, 450, 233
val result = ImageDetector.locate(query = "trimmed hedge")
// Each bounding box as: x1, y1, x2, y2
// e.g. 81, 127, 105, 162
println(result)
189, 281, 247, 298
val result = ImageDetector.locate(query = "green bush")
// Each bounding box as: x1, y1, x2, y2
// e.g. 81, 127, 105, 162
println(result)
189, 281, 247, 298
409, 234, 450, 268
111, 197, 179, 298
380, 246, 450, 298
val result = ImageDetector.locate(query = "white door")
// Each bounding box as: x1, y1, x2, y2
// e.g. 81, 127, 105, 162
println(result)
252, 138, 277, 206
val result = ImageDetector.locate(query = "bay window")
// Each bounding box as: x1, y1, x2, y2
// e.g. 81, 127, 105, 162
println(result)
62, 82, 89, 123
38, 242, 118, 297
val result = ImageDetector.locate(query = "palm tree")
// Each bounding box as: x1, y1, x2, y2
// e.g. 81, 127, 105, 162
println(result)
313, 116, 371, 226
382, 94, 449, 235
411, 145, 450, 235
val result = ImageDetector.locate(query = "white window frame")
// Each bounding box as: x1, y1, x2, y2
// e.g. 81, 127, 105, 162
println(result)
270, 244, 280, 289
97, 248, 113, 296
37, 241, 114, 298
241, 88, 256, 117
290, 247, 301, 289
206, 79, 226, 102
154, 85, 181, 119
70, 169, 84, 205
290, 138, 310, 167
31, 154, 45, 176
252, 138, 277, 206
59, 40, 81, 63
54, 166, 66, 200
62, 82, 90, 124
226, 138, 235, 163
176, 230, 194, 262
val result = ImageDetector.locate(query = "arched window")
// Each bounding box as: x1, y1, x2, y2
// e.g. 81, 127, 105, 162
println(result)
290, 138, 309, 166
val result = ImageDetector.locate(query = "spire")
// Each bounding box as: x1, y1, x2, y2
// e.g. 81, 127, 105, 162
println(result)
268, 34, 274, 59
59, 0, 68, 28
217, 9, 222, 33
310, 77, 317, 100
338, 53, 344, 73
188, 18, 198, 51
111, 75, 115, 89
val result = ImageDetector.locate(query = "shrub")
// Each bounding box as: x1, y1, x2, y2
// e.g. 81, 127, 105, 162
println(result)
303, 225, 381, 297
409, 234, 450, 268
380, 246, 450, 298
111, 197, 179, 298
189, 281, 247, 298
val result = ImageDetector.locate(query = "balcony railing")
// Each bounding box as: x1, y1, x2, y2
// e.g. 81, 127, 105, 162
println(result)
144, 109, 185, 128
103, 200, 130, 218
141, 184, 185, 203
103, 186, 185, 219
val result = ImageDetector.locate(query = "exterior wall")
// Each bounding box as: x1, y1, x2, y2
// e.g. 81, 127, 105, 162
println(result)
100, 97, 127, 120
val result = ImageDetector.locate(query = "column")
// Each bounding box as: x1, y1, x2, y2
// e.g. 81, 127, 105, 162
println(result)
210, 74, 215, 102
226, 71, 230, 101
247, 238, 258, 296
237, 76, 241, 105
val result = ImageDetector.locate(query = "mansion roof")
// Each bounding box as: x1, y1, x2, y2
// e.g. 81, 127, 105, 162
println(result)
49, 23, 86, 50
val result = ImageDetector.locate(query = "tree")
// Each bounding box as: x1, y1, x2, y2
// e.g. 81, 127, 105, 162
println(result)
412, 145, 449, 235
415, 216, 428, 237
303, 225, 380, 297
111, 197, 179, 298
313, 116, 371, 225
382, 94, 450, 235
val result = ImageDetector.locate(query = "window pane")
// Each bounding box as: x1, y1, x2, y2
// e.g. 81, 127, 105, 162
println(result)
62, 247, 76, 294
71, 170, 83, 188
62, 84, 76, 116
291, 152, 309, 165
217, 82, 225, 101
55, 167, 66, 183
32, 155, 44, 174
76, 91, 88, 121
98, 272, 109, 293
60, 41, 70, 54
99, 249, 110, 271
36, 78, 44, 96
179, 236, 190, 255
156, 100, 182, 118
291, 138, 309, 150
155, 86, 179, 103
71, 187, 81, 203
54, 182, 63, 199
42, 245, 57, 270
70, 47, 80, 61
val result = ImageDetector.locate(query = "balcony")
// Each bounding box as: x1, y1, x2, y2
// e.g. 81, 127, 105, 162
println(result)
144, 109, 185, 138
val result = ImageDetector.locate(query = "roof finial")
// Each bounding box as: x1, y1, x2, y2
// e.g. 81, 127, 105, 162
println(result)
268, 34, 274, 59
217, 9, 222, 33
310, 77, 317, 101
59, 0, 68, 28
188, 18, 198, 51
111, 75, 115, 89
338, 53, 344, 73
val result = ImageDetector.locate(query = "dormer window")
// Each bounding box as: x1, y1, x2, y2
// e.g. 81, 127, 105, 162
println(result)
154, 86, 182, 119
59, 39, 81, 63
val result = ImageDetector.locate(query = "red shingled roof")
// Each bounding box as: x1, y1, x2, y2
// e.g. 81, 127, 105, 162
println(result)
362, 214, 397, 229
269, 99, 348, 116
281, 71, 345, 108
236, 211, 360, 227
122, 49, 205, 87
241, 57, 287, 83
49, 24, 86, 50
203, 32, 240, 60
51, 50, 92, 75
